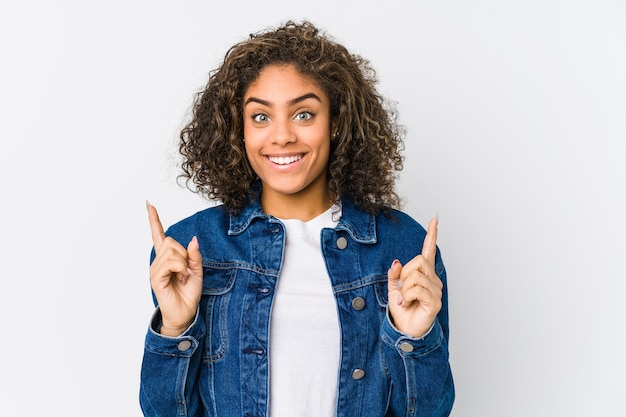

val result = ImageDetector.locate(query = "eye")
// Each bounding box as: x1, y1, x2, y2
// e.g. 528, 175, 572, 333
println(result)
252, 113, 270, 123
294, 111, 314, 121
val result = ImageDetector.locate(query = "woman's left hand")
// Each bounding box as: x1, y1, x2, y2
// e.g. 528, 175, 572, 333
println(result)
387, 218, 443, 338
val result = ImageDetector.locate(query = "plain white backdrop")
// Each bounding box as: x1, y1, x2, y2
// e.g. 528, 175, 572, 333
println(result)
1, 1, 625, 416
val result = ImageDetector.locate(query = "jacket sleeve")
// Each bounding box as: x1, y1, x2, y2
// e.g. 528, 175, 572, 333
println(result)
139, 307, 207, 417
380, 250, 455, 417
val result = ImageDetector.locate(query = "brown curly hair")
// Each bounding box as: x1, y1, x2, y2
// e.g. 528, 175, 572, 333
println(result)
179, 20, 405, 215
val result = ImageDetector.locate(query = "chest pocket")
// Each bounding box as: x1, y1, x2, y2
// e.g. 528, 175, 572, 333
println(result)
374, 276, 389, 308
201, 264, 237, 363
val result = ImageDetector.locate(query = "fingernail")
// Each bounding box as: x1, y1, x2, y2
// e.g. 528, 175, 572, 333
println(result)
396, 279, 403, 290
390, 259, 399, 269
146, 200, 152, 211
397, 294, 403, 305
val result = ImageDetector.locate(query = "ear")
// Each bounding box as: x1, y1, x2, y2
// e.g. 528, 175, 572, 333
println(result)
331, 119, 339, 138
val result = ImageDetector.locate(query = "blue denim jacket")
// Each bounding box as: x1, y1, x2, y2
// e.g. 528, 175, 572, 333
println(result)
140, 196, 454, 417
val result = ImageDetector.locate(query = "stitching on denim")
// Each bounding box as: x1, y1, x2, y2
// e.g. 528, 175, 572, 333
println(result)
332, 274, 388, 293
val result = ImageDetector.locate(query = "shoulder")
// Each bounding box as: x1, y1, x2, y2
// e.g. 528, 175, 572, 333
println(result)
165, 204, 229, 241
379, 209, 446, 275
339, 197, 428, 245
376, 208, 427, 240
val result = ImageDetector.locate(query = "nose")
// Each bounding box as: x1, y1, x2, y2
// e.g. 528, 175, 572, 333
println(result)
272, 118, 296, 146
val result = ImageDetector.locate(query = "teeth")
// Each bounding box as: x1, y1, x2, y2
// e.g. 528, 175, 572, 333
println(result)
268, 155, 302, 165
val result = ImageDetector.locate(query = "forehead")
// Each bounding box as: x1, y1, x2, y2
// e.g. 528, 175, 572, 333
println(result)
244, 64, 326, 100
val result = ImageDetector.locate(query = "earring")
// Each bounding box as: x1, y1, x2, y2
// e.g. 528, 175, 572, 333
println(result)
332, 132, 338, 138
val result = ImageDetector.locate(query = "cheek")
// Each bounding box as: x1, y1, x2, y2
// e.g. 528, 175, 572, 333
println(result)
242, 121, 264, 147
317, 136, 332, 160
243, 143, 255, 162
243, 141, 263, 173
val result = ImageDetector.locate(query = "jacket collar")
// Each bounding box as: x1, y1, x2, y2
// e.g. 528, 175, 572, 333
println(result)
228, 194, 377, 244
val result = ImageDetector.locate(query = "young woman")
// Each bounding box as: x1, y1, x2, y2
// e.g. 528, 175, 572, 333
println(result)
140, 21, 454, 417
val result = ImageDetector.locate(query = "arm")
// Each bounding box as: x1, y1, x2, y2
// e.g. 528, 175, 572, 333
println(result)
140, 308, 207, 417
381, 254, 454, 416
383, 218, 455, 416
139, 203, 206, 416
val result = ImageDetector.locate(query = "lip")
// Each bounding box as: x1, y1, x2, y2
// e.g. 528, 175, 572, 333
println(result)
264, 152, 307, 170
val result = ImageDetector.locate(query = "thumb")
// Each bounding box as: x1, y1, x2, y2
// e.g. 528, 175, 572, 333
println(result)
186, 236, 203, 276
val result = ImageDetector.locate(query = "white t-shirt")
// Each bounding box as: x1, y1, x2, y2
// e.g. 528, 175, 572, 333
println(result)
270, 206, 341, 417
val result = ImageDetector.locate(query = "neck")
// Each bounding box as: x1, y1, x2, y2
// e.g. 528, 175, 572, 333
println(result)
261, 187, 332, 222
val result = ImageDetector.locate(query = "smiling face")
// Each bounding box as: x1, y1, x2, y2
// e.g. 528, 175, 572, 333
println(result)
243, 64, 334, 219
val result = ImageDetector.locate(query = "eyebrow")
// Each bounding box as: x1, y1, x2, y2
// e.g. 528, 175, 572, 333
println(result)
244, 92, 322, 107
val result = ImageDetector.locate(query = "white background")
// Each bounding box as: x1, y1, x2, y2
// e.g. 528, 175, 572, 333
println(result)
1, 1, 625, 416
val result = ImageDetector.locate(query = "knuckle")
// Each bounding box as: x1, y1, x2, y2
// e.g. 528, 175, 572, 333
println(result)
162, 236, 178, 247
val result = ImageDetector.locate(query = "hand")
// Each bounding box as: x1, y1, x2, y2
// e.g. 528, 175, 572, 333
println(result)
147, 203, 203, 337
387, 218, 443, 338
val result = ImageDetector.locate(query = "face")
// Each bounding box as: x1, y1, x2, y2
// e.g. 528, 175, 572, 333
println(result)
243, 64, 333, 209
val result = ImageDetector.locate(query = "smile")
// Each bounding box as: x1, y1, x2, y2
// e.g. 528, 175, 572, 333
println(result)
267, 154, 304, 165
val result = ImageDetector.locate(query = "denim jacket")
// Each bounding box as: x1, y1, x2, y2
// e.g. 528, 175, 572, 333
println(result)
140, 196, 454, 417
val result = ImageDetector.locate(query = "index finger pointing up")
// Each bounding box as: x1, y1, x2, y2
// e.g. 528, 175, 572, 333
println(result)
421, 217, 438, 264
146, 201, 165, 251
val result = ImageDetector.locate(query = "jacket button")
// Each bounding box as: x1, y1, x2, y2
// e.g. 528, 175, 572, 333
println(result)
177, 340, 192, 351
336, 237, 348, 249
399, 342, 414, 353
352, 369, 365, 380
351, 297, 365, 310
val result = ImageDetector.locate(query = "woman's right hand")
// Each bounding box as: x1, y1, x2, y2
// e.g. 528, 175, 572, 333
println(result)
147, 203, 203, 337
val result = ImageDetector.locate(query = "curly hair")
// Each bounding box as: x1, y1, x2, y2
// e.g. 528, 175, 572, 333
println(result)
179, 20, 405, 215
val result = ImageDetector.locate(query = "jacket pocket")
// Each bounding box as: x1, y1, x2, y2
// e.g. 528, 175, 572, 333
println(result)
201, 264, 237, 363
374, 277, 389, 308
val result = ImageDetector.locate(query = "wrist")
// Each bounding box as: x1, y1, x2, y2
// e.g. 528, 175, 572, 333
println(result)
159, 323, 191, 337
153, 309, 195, 337
387, 307, 434, 339
159, 315, 194, 336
